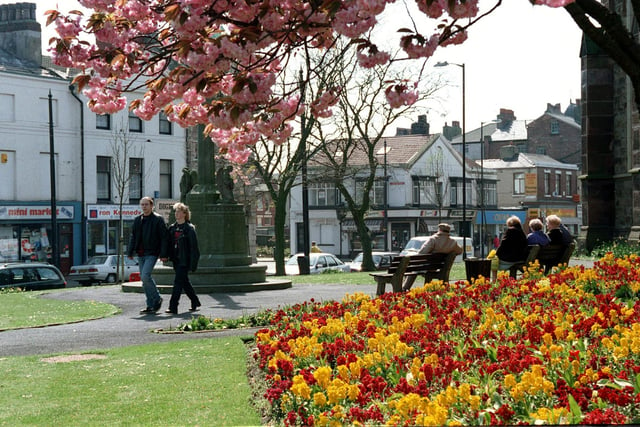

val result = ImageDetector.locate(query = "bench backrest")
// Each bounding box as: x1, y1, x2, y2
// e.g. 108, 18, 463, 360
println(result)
408, 252, 456, 282
405, 253, 447, 272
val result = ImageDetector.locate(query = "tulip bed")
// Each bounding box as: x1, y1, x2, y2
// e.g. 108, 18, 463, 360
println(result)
254, 253, 640, 425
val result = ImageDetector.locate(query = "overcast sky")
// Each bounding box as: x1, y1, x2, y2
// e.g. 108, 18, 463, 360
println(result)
14, 0, 582, 136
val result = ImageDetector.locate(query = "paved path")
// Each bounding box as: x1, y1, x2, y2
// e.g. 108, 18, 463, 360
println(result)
0, 282, 377, 357
0, 258, 594, 358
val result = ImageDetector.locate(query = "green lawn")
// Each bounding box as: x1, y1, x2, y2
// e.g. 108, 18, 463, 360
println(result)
0, 337, 262, 426
0, 290, 118, 331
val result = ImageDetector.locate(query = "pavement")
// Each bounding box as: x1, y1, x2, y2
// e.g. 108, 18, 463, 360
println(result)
0, 279, 378, 358
0, 257, 594, 358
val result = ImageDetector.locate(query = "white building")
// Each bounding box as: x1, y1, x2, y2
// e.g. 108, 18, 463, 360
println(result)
289, 133, 498, 258
0, 3, 186, 273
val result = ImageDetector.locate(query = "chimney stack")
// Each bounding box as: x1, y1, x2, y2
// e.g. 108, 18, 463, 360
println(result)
0, 3, 41, 65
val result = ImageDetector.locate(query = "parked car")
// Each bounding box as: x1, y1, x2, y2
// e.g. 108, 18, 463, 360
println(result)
0, 263, 66, 290
285, 252, 351, 275
399, 235, 473, 261
69, 255, 139, 286
349, 251, 397, 272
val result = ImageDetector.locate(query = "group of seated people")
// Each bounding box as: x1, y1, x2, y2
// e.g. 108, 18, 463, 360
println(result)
400, 216, 573, 291
496, 214, 573, 275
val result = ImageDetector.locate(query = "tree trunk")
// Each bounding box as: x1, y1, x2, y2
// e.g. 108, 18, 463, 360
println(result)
354, 219, 376, 271
273, 188, 288, 276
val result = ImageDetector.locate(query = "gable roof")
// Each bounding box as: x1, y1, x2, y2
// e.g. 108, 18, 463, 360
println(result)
312, 133, 440, 169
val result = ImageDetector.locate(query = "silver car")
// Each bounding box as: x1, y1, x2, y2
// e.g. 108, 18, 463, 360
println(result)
69, 255, 139, 286
284, 253, 351, 275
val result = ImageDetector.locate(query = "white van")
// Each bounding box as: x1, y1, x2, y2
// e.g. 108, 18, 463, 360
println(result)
399, 235, 473, 261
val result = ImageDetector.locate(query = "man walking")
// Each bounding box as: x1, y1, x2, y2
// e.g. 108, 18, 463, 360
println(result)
128, 196, 169, 314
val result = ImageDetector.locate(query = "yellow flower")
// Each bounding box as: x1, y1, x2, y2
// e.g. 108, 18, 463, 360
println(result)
290, 375, 311, 400
313, 391, 327, 407
314, 366, 332, 389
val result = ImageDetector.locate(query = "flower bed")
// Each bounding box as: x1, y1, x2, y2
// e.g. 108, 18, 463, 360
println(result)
254, 254, 640, 425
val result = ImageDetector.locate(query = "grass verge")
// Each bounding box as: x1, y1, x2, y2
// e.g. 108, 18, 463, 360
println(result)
0, 337, 262, 426
0, 290, 118, 331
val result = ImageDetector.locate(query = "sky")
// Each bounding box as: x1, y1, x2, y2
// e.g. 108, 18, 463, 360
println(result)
15, 0, 582, 136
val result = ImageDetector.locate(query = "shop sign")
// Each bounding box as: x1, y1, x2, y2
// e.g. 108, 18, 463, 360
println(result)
477, 210, 526, 225
155, 199, 178, 221
87, 205, 142, 220
0, 205, 74, 220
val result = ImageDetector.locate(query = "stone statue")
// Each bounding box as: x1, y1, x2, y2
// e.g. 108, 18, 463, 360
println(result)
216, 165, 235, 203
179, 167, 198, 203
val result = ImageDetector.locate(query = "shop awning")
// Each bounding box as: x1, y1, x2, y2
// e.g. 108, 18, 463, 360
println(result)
341, 219, 382, 232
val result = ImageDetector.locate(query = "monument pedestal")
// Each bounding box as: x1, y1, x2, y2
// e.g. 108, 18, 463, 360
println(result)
123, 186, 291, 294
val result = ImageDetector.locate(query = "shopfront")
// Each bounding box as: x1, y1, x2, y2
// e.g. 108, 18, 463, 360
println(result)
0, 202, 82, 274
86, 201, 176, 258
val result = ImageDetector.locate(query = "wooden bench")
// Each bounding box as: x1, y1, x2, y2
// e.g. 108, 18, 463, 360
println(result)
509, 242, 576, 277
371, 252, 456, 296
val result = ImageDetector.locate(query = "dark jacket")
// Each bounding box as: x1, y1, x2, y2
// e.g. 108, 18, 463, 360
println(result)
168, 221, 200, 272
127, 212, 169, 258
496, 227, 528, 262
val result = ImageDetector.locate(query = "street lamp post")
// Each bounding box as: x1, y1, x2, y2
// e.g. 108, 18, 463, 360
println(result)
383, 139, 388, 251
480, 122, 486, 258
435, 61, 466, 259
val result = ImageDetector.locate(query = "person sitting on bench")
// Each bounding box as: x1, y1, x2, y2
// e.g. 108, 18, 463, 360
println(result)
402, 223, 462, 291
496, 216, 528, 275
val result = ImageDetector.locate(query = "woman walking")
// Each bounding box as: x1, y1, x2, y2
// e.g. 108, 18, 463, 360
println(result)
166, 202, 201, 314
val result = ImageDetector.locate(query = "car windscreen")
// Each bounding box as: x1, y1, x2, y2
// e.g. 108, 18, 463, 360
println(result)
352, 253, 363, 263
404, 239, 426, 251
87, 256, 108, 265
286, 254, 319, 265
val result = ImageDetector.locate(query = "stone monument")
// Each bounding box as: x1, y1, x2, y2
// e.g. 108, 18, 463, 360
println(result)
123, 127, 291, 293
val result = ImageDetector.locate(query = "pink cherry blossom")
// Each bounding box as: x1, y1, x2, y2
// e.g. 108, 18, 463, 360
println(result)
48, 0, 566, 162
534, 0, 575, 6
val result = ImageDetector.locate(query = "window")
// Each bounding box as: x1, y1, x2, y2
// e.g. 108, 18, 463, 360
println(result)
536, 147, 546, 155
449, 179, 470, 206
159, 159, 172, 198
129, 158, 143, 201
128, 111, 142, 133
550, 120, 559, 135
309, 182, 340, 207
96, 114, 111, 130
566, 174, 572, 195
97, 156, 111, 201
544, 172, 551, 195
355, 179, 385, 206
159, 112, 172, 135
513, 173, 525, 195
555, 172, 561, 195
412, 177, 441, 206
483, 182, 497, 207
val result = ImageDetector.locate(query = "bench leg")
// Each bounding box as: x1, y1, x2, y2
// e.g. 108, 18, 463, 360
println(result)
375, 279, 386, 296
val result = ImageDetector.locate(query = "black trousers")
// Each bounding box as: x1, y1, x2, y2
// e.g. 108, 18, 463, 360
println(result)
169, 265, 199, 310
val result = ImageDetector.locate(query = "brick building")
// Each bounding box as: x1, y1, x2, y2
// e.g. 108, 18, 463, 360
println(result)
579, 3, 640, 250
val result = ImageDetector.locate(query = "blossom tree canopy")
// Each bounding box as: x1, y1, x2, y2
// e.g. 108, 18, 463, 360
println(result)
46, 0, 574, 162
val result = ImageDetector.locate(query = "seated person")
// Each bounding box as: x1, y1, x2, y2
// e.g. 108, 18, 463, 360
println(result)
402, 223, 462, 291
544, 214, 573, 272
546, 215, 573, 245
527, 218, 550, 246
496, 216, 528, 275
